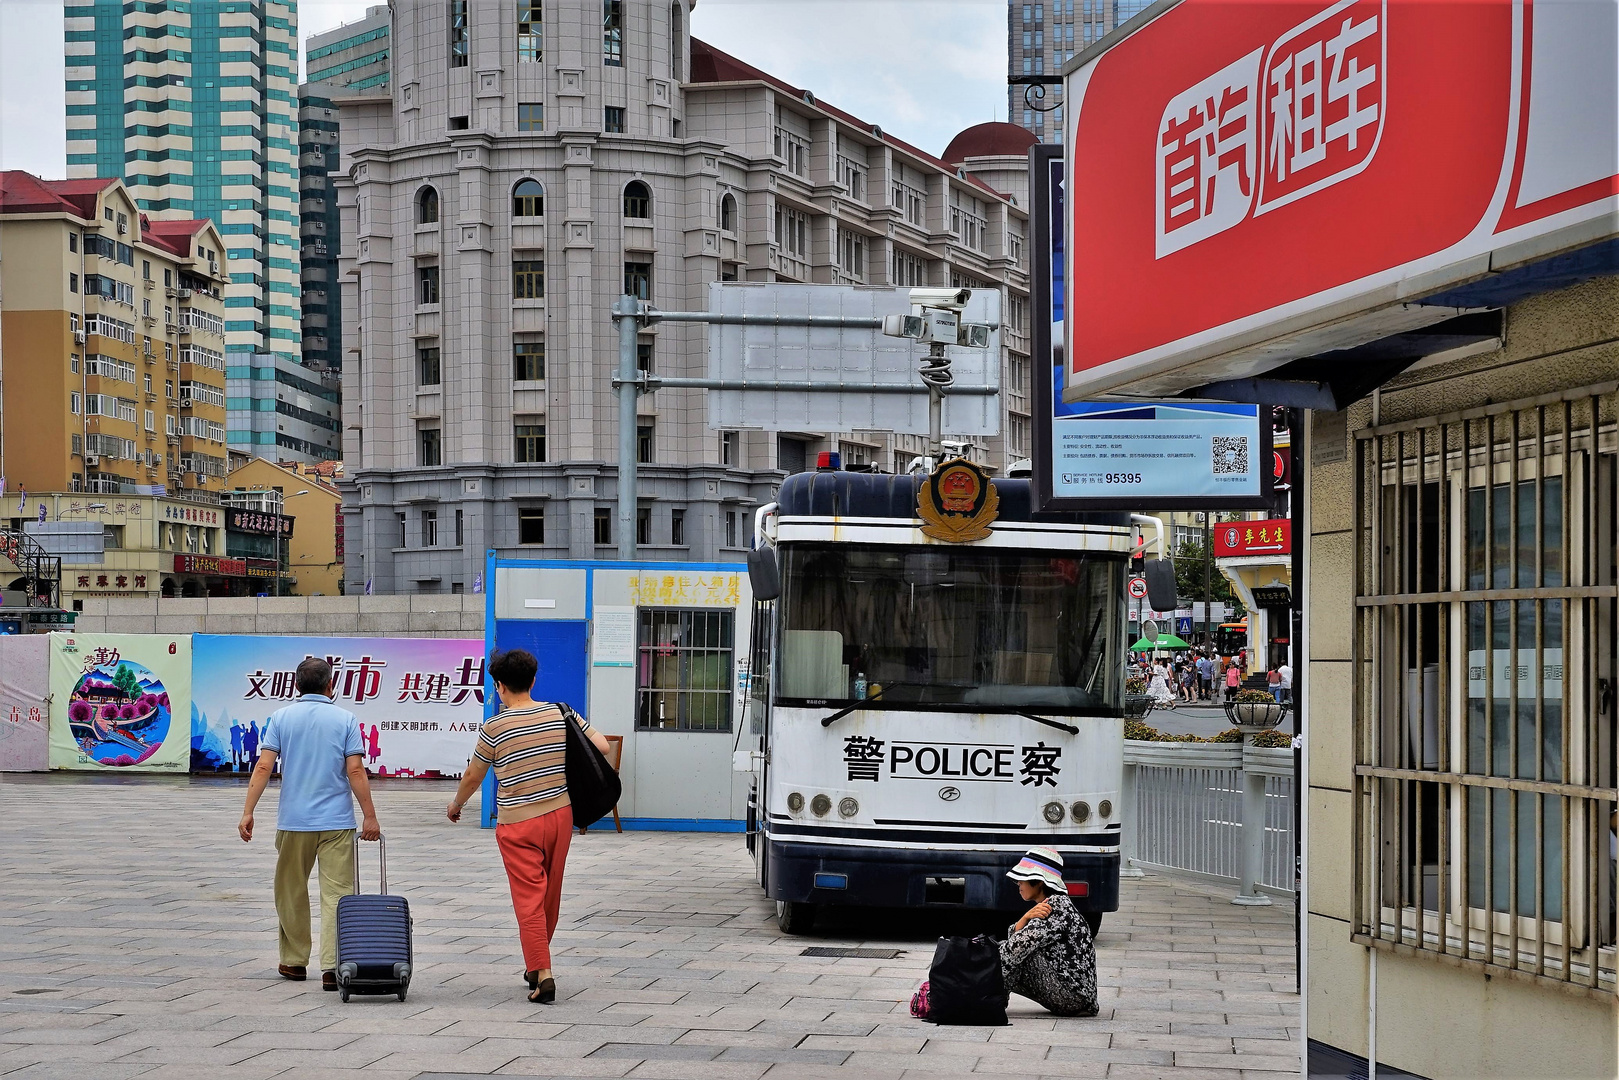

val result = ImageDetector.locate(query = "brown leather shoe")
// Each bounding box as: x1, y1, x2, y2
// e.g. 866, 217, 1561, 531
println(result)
322, 970, 337, 992
278, 964, 307, 981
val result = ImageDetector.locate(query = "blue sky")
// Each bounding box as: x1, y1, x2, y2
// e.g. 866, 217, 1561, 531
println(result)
0, 0, 1009, 177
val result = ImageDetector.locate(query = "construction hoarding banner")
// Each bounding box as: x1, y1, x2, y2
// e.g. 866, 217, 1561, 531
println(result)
49, 632, 192, 772
190, 635, 487, 778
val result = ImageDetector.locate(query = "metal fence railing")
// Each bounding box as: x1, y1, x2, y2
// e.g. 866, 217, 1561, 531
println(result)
1121, 741, 1297, 899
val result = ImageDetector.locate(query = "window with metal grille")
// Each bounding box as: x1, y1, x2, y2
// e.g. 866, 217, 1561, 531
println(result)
514, 422, 545, 463
513, 259, 545, 299
513, 340, 545, 380
594, 506, 612, 546
518, 0, 542, 61
605, 106, 626, 133
418, 345, 441, 386
1352, 384, 1618, 994
449, 0, 469, 66
636, 608, 734, 732
603, 0, 623, 64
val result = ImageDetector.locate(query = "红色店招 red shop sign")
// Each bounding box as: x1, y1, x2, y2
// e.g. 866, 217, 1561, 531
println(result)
1064, 0, 1619, 398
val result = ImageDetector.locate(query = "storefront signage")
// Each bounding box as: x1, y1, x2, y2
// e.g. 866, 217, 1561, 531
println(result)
227, 509, 293, 537
1214, 519, 1292, 557
1251, 585, 1293, 609
244, 559, 278, 580
174, 554, 245, 576
73, 572, 152, 592
1063, 0, 1619, 398
162, 504, 220, 526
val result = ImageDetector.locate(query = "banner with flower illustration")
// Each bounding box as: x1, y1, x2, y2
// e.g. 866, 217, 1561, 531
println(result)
48, 632, 192, 772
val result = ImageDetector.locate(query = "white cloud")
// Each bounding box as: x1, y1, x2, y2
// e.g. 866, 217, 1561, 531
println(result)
0, 0, 1010, 177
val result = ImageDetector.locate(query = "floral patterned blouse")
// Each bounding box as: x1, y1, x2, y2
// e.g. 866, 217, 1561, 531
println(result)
999, 891, 1099, 1016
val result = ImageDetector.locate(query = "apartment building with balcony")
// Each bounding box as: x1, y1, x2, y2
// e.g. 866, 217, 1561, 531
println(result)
332, 0, 1035, 592
0, 173, 229, 501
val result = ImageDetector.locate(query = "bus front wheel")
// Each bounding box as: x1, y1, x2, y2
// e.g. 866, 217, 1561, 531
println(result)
776, 900, 816, 935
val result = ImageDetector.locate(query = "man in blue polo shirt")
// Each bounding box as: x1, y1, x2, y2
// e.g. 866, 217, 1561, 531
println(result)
238, 656, 381, 990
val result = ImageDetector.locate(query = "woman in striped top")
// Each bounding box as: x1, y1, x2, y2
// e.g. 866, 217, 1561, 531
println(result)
446, 648, 612, 1004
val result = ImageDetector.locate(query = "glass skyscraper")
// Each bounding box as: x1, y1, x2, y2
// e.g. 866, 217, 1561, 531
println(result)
1009, 0, 1155, 142
64, 0, 304, 431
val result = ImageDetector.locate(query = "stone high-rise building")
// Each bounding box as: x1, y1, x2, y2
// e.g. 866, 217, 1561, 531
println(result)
335, 0, 1036, 593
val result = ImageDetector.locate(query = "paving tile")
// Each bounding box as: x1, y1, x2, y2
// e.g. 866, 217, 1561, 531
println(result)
0, 779, 1297, 1079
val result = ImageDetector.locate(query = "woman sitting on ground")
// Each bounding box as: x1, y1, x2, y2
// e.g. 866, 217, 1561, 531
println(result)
999, 847, 1098, 1017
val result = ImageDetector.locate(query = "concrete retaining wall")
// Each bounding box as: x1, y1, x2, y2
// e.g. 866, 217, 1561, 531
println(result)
69, 595, 483, 638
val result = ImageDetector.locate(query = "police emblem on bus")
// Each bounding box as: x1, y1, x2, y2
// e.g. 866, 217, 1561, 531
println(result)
917, 457, 1000, 543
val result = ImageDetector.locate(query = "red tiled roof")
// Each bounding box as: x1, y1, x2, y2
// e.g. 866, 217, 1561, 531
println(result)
0, 171, 111, 219
688, 39, 1012, 203
942, 122, 1038, 166
142, 217, 206, 259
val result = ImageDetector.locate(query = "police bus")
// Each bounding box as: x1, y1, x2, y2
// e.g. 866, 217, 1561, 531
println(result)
742, 458, 1169, 935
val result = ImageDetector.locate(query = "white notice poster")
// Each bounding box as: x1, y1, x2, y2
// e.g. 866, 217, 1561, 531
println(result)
593, 607, 636, 667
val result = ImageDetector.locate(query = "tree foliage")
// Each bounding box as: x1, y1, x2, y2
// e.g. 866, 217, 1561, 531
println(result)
1171, 539, 1235, 605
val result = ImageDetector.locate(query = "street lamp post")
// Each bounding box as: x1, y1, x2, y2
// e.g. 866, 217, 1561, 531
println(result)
274, 490, 311, 598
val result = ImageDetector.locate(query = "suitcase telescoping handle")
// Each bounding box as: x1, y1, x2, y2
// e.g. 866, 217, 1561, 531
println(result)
351, 832, 387, 895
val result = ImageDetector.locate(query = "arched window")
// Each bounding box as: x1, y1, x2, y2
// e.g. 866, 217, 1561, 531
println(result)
719, 192, 737, 232
670, 2, 685, 81
623, 180, 651, 219
512, 178, 544, 218
416, 186, 439, 224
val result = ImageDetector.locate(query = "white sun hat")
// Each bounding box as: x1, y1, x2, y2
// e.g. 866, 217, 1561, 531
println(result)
1006, 846, 1067, 894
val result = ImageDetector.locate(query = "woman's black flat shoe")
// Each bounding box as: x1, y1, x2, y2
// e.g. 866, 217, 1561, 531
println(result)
528, 977, 556, 1004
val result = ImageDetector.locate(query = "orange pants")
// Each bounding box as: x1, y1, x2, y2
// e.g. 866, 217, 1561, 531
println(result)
495, 804, 574, 972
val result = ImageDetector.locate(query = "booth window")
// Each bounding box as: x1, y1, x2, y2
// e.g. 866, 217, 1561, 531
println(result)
1351, 384, 1617, 993
636, 608, 734, 732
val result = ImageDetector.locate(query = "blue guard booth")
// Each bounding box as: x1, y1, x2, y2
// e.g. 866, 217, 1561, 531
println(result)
481, 554, 755, 830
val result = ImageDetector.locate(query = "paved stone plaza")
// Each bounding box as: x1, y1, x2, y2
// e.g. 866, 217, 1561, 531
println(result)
0, 776, 1299, 1079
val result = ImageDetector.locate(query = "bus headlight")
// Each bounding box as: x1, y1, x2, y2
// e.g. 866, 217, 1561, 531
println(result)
1099, 799, 1113, 819
1071, 801, 1091, 823
838, 797, 859, 818
786, 792, 804, 813
1042, 801, 1065, 824
810, 794, 833, 816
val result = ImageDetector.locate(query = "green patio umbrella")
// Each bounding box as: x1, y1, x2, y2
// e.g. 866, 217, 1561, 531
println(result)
1129, 633, 1192, 651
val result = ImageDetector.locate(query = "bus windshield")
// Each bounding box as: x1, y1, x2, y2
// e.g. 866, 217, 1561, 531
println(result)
778, 543, 1125, 713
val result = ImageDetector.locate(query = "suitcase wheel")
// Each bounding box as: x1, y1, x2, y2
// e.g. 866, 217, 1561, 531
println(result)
339, 988, 350, 1002
397, 988, 407, 1002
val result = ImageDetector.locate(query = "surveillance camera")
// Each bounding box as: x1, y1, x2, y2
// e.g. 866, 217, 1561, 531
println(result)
907, 286, 973, 311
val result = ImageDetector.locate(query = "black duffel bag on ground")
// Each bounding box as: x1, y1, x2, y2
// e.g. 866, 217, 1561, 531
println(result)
560, 703, 621, 829
924, 934, 1010, 1025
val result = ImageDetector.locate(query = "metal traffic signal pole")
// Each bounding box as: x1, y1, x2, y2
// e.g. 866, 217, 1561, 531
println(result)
608, 295, 998, 560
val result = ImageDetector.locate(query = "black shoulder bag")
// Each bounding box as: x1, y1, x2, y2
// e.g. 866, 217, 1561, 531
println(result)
560, 704, 621, 829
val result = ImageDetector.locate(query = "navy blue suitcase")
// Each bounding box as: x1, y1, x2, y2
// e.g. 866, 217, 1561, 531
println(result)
335, 835, 412, 1002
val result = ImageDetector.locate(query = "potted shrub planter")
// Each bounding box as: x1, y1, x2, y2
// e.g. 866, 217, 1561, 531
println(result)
1224, 688, 1286, 730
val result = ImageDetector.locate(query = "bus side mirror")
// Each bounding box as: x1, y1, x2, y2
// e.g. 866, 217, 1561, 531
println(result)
748, 545, 780, 601
1144, 557, 1177, 613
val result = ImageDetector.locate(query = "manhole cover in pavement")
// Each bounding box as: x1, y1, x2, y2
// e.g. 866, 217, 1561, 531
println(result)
799, 947, 904, 959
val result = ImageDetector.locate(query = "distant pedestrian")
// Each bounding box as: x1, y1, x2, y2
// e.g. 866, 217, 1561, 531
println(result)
1225, 662, 1241, 703
999, 848, 1098, 1017
1148, 662, 1174, 709
1278, 662, 1293, 704
1197, 655, 1214, 701
446, 649, 615, 1005
237, 657, 380, 992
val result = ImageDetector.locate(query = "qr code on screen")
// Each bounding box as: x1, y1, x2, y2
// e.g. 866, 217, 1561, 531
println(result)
1212, 436, 1249, 476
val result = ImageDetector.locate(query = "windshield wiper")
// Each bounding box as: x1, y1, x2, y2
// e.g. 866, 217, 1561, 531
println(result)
1016, 712, 1081, 736
819, 683, 903, 727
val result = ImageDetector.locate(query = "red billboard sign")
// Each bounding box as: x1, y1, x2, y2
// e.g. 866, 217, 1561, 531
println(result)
1214, 518, 1292, 557
1064, 0, 1619, 398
